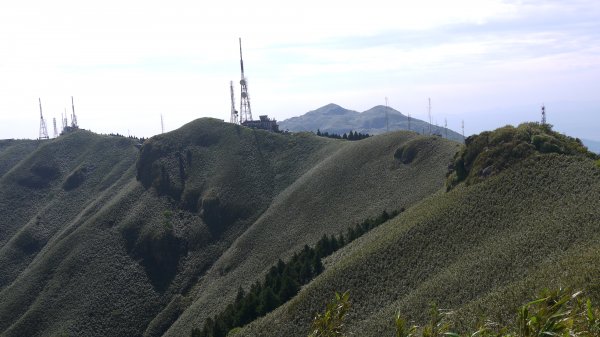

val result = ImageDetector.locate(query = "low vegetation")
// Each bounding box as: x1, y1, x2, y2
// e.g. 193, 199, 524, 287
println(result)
446, 123, 599, 189
311, 289, 600, 337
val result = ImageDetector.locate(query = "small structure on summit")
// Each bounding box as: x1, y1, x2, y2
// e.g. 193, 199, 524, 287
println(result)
242, 115, 279, 132
229, 38, 279, 132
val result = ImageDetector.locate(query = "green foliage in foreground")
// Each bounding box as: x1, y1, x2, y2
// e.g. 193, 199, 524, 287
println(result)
309, 291, 351, 337
311, 289, 600, 337
447, 123, 599, 189
192, 210, 400, 337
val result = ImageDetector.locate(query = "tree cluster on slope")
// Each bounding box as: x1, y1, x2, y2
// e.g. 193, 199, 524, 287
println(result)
191, 210, 401, 337
316, 129, 370, 141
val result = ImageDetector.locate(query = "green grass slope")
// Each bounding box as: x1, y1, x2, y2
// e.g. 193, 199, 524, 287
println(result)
164, 132, 459, 336
0, 119, 458, 337
0, 139, 41, 179
237, 126, 600, 337
0, 119, 345, 337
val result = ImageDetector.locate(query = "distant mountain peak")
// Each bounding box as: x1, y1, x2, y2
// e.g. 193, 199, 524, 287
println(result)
307, 103, 356, 116
280, 103, 464, 142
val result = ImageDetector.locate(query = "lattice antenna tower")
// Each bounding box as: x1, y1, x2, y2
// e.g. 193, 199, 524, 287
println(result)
71, 96, 78, 128
230, 81, 239, 124
428, 98, 432, 135
407, 112, 411, 131
461, 120, 465, 142
38, 98, 49, 140
161, 114, 164, 134
53, 118, 58, 138
238, 38, 252, 123
541, 104, 546, 125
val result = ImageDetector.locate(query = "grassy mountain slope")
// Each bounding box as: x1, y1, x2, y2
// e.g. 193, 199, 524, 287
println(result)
236, 127, 600, 337
0, 120, 344, 337
0, 118, 456, 337
164, 132, 459, 336
279, 103, 465, 142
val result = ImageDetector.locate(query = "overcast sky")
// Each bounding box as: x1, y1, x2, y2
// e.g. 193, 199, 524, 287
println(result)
1, 0, 599, 140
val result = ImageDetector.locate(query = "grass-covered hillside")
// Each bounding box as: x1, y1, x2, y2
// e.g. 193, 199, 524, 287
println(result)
0, 119, 457, 337
236, 124, 600, 337
164, 130, 458, 337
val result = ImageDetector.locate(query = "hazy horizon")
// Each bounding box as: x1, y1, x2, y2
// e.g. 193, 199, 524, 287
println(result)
1, 0, 599, 140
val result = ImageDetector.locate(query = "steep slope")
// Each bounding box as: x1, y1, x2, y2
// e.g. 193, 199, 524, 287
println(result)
279, 103, 464, 142
0, 120, 341, 337
236, 126, 600, 337
164, 132, 459, 336
0, 118, 457, 337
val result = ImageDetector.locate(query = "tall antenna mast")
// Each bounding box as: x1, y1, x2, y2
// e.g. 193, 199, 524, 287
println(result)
461, 120, 465, 141
385, 97, 389, 132
161, 114, 164, 134
407, 112, 411, 131
71, 96, 78, 128
38, 98, 49, 140
230, 80, 239, 124
238, 38, 252, 123
428, 97, 432, 135
444, 118, 448, 138
53, 117, 58, 138
541, 104, 546, 125
62, 108, 68, 129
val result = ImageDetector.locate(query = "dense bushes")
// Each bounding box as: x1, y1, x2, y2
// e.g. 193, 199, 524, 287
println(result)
447, 123, 599, 190
191, 210, 401, 337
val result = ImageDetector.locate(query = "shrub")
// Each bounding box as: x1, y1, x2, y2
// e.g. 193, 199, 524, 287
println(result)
308, 291, 351, 337
392, 288, 600, 337
447, 123, 598, 190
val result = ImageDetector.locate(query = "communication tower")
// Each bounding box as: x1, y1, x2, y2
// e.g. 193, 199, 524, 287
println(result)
461, 120, 465, 141
230, 81, 239, 124
407, 112, 411, 131
444, 118, 448, 138
161, 114, 165, 134
238, 38, 252, 123
541, 104, 546, 125
38, 98, 49, 140
53, 118, 58, 138
71, 96, 78, 128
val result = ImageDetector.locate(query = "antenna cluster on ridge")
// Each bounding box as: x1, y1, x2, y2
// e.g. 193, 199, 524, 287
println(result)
228, 38, 278, 132
37, 96, 79, 140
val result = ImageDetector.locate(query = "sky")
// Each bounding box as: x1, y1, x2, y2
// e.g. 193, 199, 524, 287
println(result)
1, 0, 599, 140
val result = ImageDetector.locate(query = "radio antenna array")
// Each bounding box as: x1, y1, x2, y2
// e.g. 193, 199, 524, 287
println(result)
230, 81, 239, 124
541, 104, 546, 125
238, 38, 253, 123
70, 96, 78, 128
38, 98, 49, 140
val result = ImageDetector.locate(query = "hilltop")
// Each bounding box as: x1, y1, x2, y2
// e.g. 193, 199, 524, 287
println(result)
279, 103, 465, 142
0, 118, 458, 337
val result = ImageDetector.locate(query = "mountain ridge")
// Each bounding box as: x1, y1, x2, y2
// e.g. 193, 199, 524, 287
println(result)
280, 103, 465, 142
